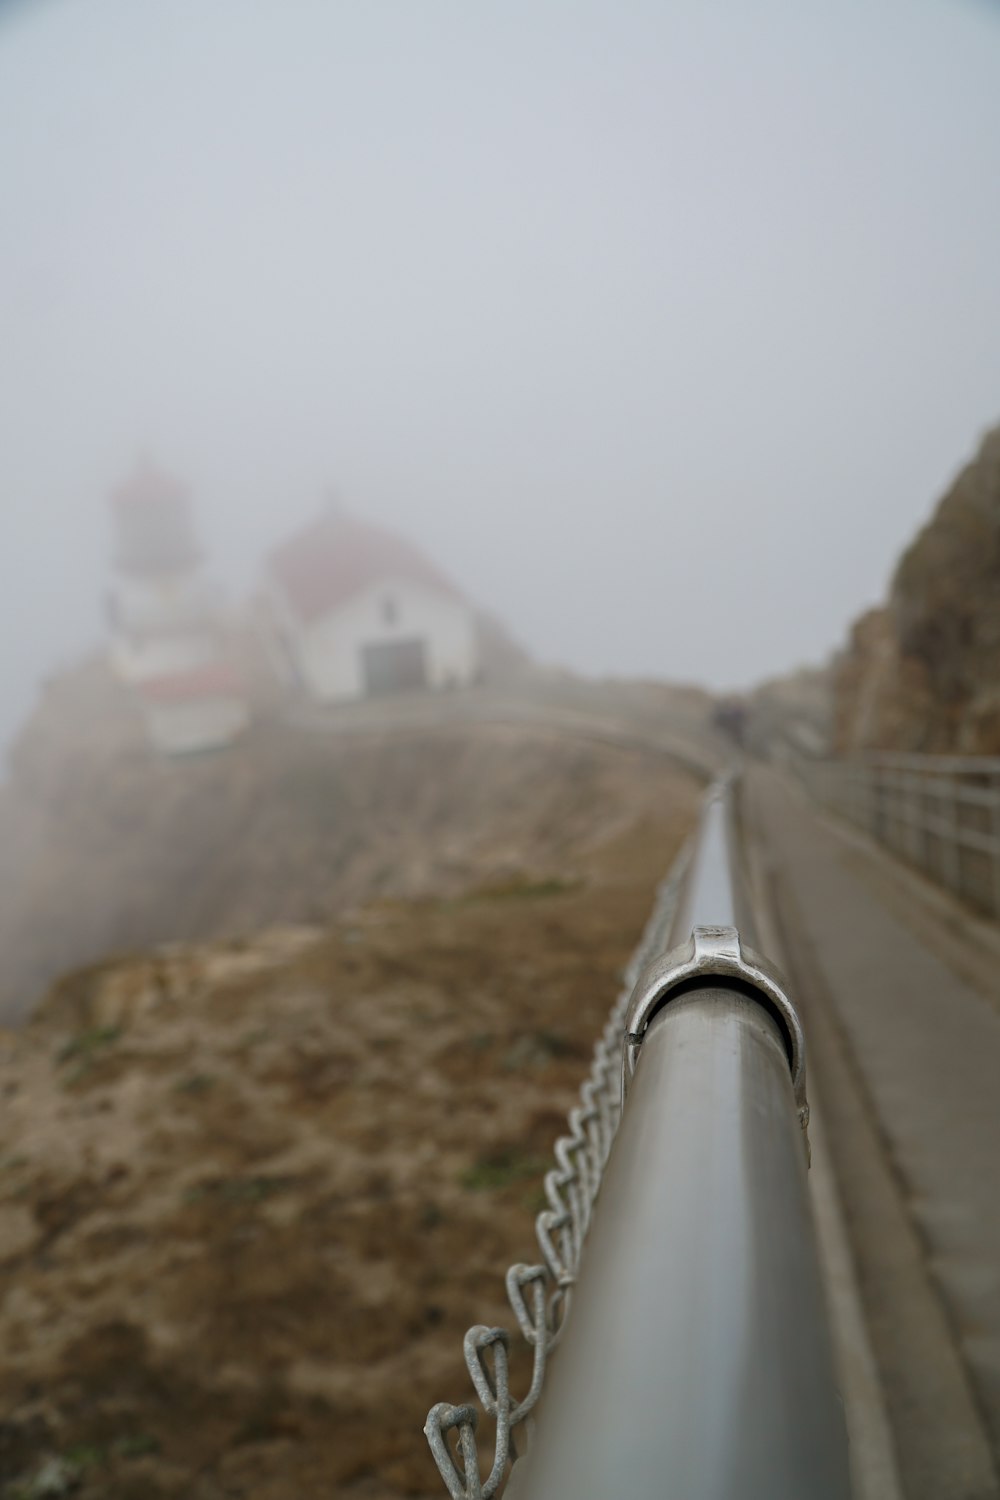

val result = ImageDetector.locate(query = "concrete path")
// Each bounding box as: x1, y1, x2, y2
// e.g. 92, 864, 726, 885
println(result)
286, 679, 728, 779
747, 767, 1000, 1499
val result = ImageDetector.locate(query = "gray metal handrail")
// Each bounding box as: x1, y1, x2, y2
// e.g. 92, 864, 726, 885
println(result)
508, 782, 851, 1500
800, 753, 1000, 918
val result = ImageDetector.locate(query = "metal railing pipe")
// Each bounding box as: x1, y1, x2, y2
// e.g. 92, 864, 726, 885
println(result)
665, 778, 757, 948
508, 780, 850, 1500
511, 986, 850, 1500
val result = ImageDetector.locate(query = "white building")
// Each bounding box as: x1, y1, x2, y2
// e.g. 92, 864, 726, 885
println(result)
133, 661, 249, 756
106, 462, 250, 754
263, 507, 480, 703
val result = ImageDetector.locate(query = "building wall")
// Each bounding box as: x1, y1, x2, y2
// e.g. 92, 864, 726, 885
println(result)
258, 581, 307, 690
110, 566, 217, 637
273, 576, 479, 703
142, 696, 249, 756
108, 563, 227, 687
111, 627, 222, 686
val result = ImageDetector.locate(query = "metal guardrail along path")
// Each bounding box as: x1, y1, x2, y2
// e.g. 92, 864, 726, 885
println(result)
800, 752, 1000, 919
425, 779, 851, 1500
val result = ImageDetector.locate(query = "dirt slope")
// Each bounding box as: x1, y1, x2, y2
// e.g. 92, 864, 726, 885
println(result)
0, 659, 699, 1022
0, 746, 699, 1500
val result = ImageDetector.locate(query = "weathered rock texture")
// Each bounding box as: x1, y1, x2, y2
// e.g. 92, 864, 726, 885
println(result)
834, 424, 1000, 754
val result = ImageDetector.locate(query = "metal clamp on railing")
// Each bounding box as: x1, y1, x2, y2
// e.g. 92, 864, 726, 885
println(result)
622, 784, 809, 1136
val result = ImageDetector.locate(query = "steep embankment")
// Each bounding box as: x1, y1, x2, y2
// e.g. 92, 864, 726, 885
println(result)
834, 423, 1000, 754
0, 743, 699, 1500
0, 660, 697, 1024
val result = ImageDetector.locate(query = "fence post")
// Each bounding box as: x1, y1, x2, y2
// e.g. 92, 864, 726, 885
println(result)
992, 773, 1000, 920
942, 771, 962, 896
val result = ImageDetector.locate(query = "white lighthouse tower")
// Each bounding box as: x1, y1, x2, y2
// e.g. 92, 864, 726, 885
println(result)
106, 461, 249, 754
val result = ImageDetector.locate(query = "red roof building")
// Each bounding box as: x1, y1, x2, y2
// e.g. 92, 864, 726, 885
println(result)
106, 461, 249, 754
267, 510, 463, 624
110, 460, 199, 573
263, 508, 479, 703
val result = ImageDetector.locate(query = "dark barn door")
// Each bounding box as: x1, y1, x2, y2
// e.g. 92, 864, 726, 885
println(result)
361, 637, 428, 695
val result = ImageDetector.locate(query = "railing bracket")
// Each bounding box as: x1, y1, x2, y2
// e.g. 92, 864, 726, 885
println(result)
622, 923, 808, 1135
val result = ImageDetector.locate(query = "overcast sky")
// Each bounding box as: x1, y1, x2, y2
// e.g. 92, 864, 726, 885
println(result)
2, 0, 999, 752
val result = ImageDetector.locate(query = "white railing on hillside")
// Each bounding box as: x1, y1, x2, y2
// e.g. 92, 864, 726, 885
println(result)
799, 753, 1000, 920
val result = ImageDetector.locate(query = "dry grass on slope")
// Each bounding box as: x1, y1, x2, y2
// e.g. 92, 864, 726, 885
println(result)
3, 715, 691, 1024
0, 754, 699, 1500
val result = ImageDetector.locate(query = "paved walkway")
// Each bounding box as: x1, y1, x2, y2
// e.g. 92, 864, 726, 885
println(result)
286, 680, 726, 779
747, 767, 1000, 1500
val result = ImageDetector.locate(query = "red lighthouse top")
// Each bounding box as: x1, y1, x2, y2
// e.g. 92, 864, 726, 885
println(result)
110, 460, 199, 573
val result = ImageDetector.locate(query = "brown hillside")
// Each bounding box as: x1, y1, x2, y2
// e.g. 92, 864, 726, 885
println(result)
0, 662, 697, 1024
834, 423, 1000, 754
0, 754, 698, 1500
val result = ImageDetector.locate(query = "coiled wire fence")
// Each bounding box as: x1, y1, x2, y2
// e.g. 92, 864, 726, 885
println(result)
423, 852, 688, 1499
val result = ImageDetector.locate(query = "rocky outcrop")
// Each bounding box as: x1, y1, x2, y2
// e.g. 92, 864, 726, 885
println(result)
834, 424, 1000, 755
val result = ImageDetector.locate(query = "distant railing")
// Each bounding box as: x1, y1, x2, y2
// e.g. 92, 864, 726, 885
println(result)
798, 753, 1000, 919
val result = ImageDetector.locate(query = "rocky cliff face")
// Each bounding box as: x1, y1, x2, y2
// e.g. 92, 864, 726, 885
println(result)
834, 423, 1000, 755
